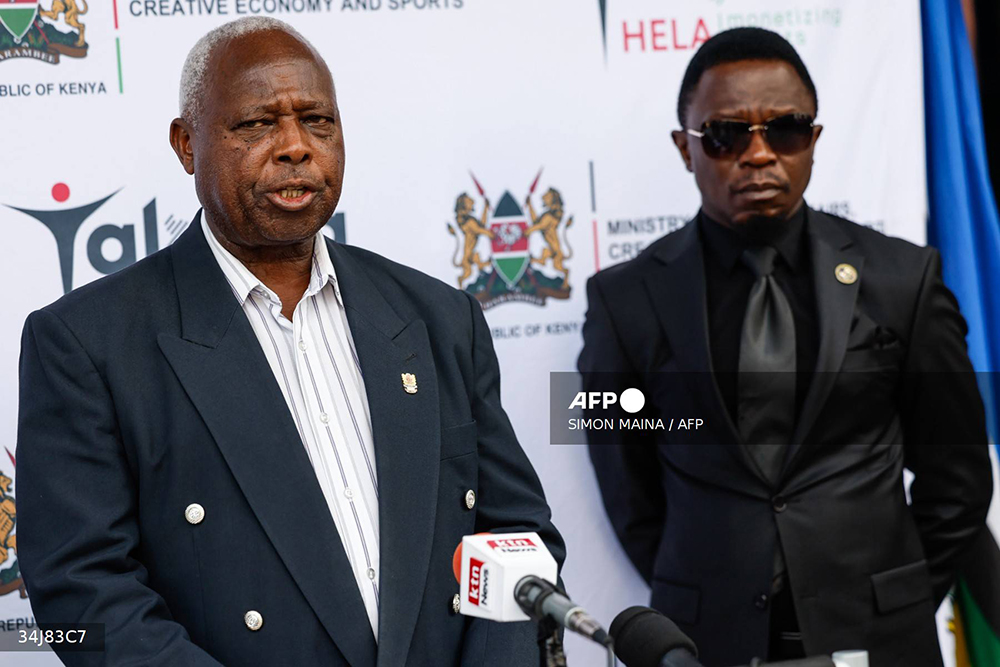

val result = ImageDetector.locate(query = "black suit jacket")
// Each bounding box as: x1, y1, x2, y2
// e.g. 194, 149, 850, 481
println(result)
579, 208, 992, 666
17, 215, 564, 667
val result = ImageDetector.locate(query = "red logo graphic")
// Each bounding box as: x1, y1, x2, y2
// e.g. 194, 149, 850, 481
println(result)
467, 557, 485, 606
487, 537, 538, 551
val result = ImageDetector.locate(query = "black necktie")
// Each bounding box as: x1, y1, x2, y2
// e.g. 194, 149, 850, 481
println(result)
738, 246, 795, 481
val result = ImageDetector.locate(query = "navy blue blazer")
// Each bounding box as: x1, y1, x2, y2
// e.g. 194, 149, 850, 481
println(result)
17, 214, 564, 667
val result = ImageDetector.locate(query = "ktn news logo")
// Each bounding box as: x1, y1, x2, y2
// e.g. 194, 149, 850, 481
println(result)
467, 557, 490, 608
487, 537, 538, 554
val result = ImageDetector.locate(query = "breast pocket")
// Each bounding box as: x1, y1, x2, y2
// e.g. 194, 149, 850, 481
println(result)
843, 314, 904, 372
650, 578, 701, 626
439, 421, 478, 536
871, 560, 933, 614
841, 346, 905, 372
440, 420, 477, 460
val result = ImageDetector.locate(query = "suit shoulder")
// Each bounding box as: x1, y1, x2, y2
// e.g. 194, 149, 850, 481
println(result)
812, 212, 941, 329
36, 246, 175, 327
815, 211, 935, 264
589, 222, 692, 290
337, 243, 472, 314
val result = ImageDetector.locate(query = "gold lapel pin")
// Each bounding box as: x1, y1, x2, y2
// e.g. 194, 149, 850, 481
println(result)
401, 373, 418, 395
835, 263, 858, 285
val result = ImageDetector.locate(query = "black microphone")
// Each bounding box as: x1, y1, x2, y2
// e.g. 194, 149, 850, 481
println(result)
609, 606, 837, 667
513, 575, 611, 646
609, 606, 699, 667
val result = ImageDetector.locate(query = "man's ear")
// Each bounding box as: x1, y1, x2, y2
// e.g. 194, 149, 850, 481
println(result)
671, 130, 694, 173
808, 125, 823, 165
169, 119, 196, 175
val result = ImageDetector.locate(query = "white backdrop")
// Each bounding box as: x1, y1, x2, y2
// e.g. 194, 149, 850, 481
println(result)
0, 0, 958, 664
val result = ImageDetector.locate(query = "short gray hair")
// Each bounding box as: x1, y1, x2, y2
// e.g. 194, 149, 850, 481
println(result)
178, 17, 313, 125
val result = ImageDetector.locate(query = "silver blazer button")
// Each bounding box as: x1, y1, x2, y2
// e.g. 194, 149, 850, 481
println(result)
184, 503, 205, 525
244, 610, 263, 631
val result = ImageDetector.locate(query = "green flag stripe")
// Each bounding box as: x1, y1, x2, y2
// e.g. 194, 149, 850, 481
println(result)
957, 579, 1000, 665
958, 528, 1000, 632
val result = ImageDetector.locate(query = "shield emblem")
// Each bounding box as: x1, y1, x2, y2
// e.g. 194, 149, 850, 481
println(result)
490, 192, 530, 288
0, 0, 39, 42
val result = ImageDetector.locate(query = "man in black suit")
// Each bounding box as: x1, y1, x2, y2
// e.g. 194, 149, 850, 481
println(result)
580, 28, 992, 666
16, 17, 563, 667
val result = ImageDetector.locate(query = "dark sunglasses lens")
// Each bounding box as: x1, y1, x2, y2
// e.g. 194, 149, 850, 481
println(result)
765, 115, 814, 154
701, 121, 751, 158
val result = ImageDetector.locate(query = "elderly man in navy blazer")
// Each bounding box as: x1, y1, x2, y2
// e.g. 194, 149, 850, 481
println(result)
16, 17, 563, 667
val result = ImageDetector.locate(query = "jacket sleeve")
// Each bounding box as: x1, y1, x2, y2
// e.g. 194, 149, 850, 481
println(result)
900, 249, 993, 605
459, 291, 566, 666
16, 309, 223, 667
578, 275, 664, 584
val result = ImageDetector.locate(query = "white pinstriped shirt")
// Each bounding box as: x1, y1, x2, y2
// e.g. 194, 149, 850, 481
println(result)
202, 218, 381, 639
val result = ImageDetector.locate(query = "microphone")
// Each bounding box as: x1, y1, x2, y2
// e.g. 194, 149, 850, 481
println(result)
609, 606, 837, 667
514, 575, 611, 646
609, 606, 699, 667
452, 532, 611, 646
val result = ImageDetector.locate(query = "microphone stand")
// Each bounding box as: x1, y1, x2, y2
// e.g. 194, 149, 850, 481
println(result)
537, 616, 567, 667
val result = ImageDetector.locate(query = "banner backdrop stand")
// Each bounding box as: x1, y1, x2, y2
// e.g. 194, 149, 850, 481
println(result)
1, 2, 940, 665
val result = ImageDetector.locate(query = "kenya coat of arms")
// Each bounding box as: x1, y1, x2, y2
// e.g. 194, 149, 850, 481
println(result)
0, 448, 23, 599
448, 171, 574, 309
0, 0, 88, 63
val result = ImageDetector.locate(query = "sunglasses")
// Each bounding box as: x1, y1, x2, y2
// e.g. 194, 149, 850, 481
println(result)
684, 113, 818, 159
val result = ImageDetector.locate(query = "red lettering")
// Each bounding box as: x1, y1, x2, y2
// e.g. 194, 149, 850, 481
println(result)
692, 18, 711, 49
468, 558, 484, 605
488, 538, 537, 550
623, 20, 645, 53
671, 19, 687, 50
651, 20, 667, 51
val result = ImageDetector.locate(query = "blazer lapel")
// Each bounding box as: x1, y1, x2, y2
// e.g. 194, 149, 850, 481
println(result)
643, 221, 746, 456
788, 210, 864, 456
327, 241, 441, 667
158, 216, 378, 667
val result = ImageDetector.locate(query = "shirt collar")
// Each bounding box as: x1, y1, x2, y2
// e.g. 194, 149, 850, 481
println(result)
698, 203, 807, 274
308, 228, 343, 306
201, 215, 343, 308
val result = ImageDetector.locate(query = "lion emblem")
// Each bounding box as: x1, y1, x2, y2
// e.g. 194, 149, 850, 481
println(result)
448, 192, 495, 288
39, 0, 87, 47
446, 173, 574, 308
0, 471, 16, 565
0, 468, 24, 599
525, 188, 573, 289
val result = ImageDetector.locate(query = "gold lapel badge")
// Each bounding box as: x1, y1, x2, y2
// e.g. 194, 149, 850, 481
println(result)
835, 263, 858, 285
401, 373, 418, 395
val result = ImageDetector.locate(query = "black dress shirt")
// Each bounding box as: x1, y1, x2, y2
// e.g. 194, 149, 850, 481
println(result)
699, 205, 819, 428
